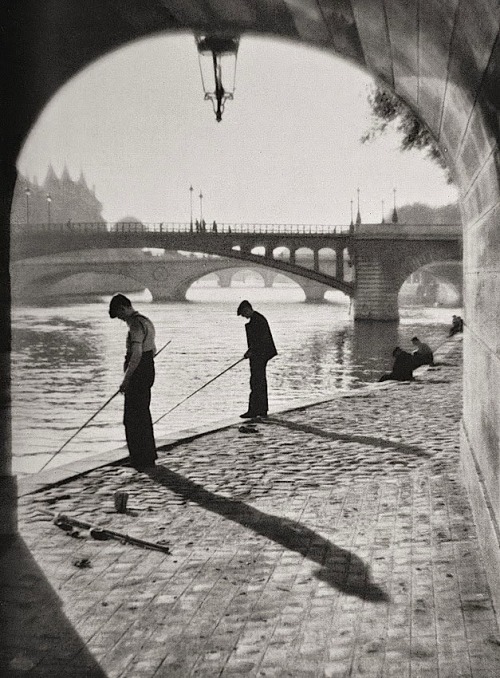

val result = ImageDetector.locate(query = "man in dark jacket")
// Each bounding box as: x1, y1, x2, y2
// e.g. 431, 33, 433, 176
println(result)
378, 346, 415, 382
411, 336, 435, 367
237, 300, 277, 418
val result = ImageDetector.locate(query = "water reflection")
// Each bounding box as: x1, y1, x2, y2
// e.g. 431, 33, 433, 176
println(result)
351, 321, 399, 382
11, 293, 459, 473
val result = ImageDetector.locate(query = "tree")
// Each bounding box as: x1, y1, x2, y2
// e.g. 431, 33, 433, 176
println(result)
361, 85, 453, 183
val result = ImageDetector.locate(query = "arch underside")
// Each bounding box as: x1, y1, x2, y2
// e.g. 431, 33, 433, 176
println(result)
2, 0, 500, 615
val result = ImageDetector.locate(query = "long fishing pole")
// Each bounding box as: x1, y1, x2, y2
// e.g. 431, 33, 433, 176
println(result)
153, 357, 245, 426
38, 339, 172, 473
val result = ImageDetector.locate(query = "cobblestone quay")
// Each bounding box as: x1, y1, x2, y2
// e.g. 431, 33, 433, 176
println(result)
8, 337, 500, 677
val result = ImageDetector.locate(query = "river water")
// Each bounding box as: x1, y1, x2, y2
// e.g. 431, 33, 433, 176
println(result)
12, 285, 460, 474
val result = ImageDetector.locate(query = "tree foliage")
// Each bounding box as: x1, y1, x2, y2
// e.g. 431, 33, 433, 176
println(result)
362, 86, 452, 182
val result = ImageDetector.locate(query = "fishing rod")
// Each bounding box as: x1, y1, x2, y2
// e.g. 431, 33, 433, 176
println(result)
38, 339, 172, 473
153, 357, 245, 426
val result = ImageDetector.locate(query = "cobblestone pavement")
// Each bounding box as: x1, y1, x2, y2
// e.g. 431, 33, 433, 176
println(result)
10, 339, 500, 677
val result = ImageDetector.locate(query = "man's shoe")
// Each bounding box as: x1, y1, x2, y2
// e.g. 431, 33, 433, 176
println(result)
240, 411, 256, 418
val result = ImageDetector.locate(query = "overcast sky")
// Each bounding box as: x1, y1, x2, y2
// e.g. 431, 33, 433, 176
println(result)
18, 33, 457, 226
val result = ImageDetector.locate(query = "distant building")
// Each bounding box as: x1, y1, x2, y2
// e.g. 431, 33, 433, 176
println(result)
11, 166, 104, 225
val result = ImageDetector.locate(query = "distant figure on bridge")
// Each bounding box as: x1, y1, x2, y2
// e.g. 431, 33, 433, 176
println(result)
411, 336, 435, 367
195, 219, 200, 233
378, 347, 415, 382
448, 314, 464, 336
212, 220, 218, 233
237, 300, 277, 419
109, 294, 157, 471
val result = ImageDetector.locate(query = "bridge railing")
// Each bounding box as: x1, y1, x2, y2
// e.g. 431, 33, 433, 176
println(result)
11, 221, 353, 236
11, 221, 462, 237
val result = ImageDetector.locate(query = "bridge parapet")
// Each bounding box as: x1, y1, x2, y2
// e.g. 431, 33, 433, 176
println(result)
12, 220, 462, 240
11, 221, 352, 236
353, 222, 462, 239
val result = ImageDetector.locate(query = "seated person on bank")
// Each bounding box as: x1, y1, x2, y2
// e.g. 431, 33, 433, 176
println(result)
448, 314, 464, 336
411, 336, 435, 367
378, 346, 415, 382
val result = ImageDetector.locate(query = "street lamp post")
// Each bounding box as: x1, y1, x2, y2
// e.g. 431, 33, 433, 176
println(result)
189, 185, 194, 232
25, 187, 30, 225
46, 194, 52, 225
195, 35, 240, 122
199, 191, 204, 224
392, 188, 398, 223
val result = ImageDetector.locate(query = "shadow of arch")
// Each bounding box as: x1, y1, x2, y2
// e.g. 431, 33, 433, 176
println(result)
0, 536, 107, 677
147, 465, 389, 602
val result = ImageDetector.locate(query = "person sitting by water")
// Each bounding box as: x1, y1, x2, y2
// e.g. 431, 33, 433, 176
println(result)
448, 314, 464, 336
411, 336, 435, 367
378, 346, 415, 382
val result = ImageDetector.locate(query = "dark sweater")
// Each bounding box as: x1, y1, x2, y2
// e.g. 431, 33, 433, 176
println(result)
245, 311, 277, 361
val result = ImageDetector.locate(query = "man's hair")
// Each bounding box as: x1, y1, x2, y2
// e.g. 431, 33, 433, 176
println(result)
392, 346, 401, 356
109, 293, 132, 318
237, 300, 252, 316
411, 336, 419, 342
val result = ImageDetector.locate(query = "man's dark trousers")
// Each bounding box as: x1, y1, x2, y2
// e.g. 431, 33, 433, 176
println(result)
124, 352, 157, 469
248, 356, 269, 416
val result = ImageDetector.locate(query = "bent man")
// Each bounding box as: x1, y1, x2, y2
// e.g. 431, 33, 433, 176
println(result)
448, 315, 464, 336
109, 294, 157, 471
378, 346, 415, 382
237, 300, 277, 419
411, 336, 435, 367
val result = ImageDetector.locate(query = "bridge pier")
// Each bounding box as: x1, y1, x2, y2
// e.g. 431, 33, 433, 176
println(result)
260, 269, 276, 288
298, 280, 330, 302
216, 270, 233, 288
147, 282, 190, 302
352, 250, 403, 321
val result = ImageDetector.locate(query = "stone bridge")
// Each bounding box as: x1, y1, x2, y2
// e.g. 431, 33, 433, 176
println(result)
11, 221, 462, 318
12, 251, 345, 303
4, 0, 500, 614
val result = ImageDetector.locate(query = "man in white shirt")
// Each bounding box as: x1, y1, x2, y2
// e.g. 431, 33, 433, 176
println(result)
109, 294, 157, 471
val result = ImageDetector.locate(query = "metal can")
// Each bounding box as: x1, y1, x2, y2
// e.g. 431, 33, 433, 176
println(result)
113, 491, 129, 513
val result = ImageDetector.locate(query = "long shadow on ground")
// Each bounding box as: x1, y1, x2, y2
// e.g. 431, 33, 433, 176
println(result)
0, 536, 107, 677
148, 466, 389, 603
268, 416, 431, 457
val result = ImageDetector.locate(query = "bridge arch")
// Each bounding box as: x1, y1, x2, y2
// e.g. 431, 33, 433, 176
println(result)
399, 261, 463, 308
2, 2, 500, 610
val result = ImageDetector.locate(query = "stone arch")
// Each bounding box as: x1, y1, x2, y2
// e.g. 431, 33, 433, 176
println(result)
272, 246, 290, 261
398, 260, 463, 308
1, 3, 500, 611
294, 247, 315, 270
318, 247, 336, 277
14, 269, 148, 302
251, 245, 266, 257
